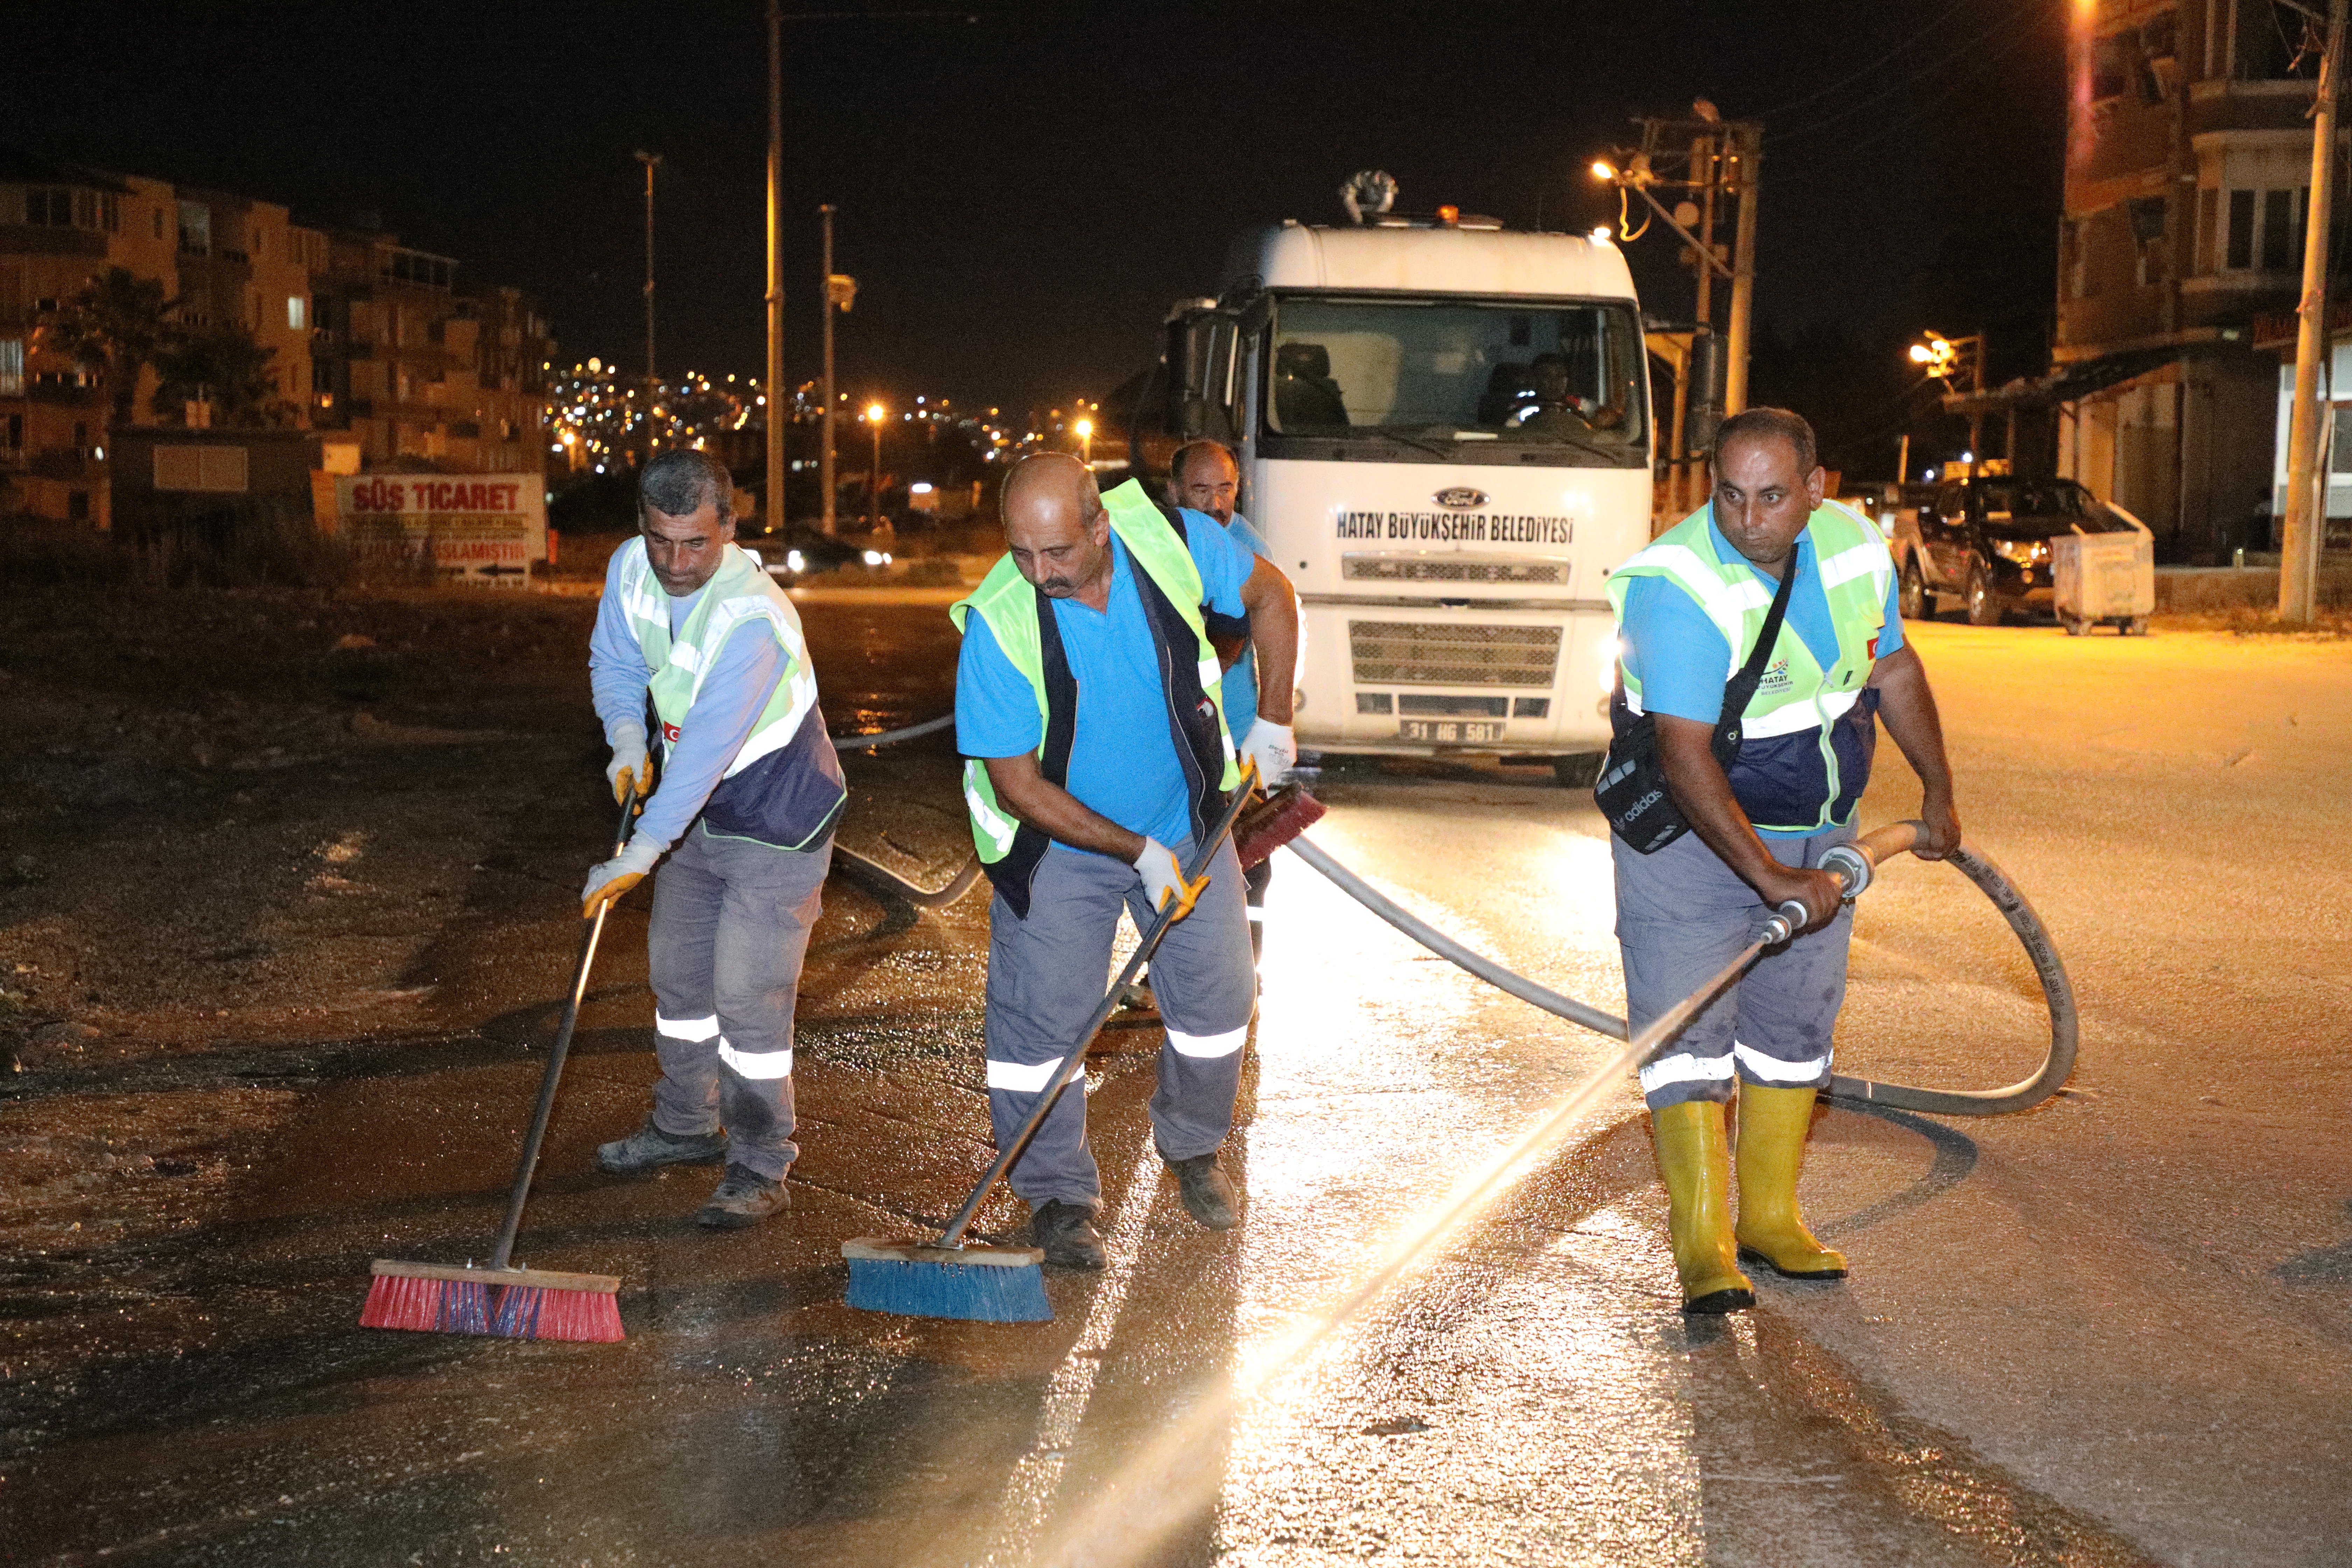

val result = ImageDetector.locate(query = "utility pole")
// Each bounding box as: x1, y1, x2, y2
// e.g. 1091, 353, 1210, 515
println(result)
764, 0, 785, 532
820, 204, 839, 537
635, 150, 662, 460
1684, 130, 1720, 517
2282, 0, 2347, 622
1596, 111, 1759, 518
1722, 122, 1761, 418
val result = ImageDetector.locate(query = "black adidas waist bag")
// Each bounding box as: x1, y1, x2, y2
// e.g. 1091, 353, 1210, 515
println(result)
1593, 556, 1795, 854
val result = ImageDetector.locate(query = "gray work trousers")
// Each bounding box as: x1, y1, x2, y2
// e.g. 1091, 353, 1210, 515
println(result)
985, 836, 1256, 1211
645, 821, 831, 1180
1613, 822, 1856, 1111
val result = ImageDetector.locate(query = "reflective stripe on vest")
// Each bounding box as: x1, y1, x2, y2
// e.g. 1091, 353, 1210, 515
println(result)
948, 480, 1239, 863
614, 540, 818, 778
1606, 499, 1890, 832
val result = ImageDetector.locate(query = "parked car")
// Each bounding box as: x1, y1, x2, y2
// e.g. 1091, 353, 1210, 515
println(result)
1890, 475, 2135, 626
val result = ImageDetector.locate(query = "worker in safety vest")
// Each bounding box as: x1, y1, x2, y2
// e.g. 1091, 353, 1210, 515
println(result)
1605, 407, 1961, 1313
953, 453, 1299, 1268
1167, 438, 1285, 969
582, 449, 847, 1228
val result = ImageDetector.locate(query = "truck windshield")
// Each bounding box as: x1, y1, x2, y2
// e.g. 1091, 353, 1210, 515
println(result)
1265, 295, 1647, 462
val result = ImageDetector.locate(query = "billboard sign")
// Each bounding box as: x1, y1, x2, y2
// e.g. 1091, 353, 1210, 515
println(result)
332, 475, 547, 585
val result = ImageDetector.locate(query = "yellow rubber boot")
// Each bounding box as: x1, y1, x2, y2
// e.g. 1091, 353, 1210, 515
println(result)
1651, 1100, 1754, 1315
1733, 1084, 1848, 1280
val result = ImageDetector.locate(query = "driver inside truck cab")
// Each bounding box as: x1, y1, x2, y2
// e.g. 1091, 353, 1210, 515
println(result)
1273, 341, 1349, 429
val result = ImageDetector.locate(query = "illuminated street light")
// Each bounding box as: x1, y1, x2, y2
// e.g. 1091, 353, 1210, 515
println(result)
1590, 160, 1616, 181
1074, 415, 1093, 465
864, 401, 887, 532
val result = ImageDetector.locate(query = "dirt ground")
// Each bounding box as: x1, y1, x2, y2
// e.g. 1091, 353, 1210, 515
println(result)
0, 577, 975, 1463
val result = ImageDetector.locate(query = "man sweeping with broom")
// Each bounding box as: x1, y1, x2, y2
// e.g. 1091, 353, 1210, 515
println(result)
950, 453, 1299, 1268
581, 447, 848, 1227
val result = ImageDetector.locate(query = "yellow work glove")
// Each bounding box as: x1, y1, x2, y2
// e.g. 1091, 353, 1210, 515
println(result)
581, 839, 659, 917
1132, 836, 1209, 922
606, 724, 650, 815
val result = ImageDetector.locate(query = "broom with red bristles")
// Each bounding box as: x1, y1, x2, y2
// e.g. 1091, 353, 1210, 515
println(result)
360, 783, 640, 1342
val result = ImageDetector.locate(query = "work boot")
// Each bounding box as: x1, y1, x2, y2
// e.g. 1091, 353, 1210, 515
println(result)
1029, 1199, 1107, 1269
595, 1116, 727, 1175
1651, 1099, 1755, 1315
1161, 1148, 1240, 1230
694, 1163, 788, 1228
1734, 1085, 1849, 1280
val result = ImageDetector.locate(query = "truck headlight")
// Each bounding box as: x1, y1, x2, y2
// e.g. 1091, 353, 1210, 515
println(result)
1990, 538, 2049, 566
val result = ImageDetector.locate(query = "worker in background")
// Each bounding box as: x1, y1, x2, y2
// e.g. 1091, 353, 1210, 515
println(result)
582, 448, 847, 1228
1167, 438, 1284, 967
953, 453, 1299, 1268
1606, 407, 1960, 1313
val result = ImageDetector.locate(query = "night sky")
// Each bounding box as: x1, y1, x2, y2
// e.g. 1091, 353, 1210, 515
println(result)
21, 1, 2067, 429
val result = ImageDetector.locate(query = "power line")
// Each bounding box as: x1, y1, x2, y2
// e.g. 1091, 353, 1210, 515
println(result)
1745, 0, 1972, 124
1766, 0, 2054, 145
1788, 19, 2056, 176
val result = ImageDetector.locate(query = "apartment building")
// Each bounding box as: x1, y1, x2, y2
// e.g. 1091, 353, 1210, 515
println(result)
308, 230, 551, 472
0, 144, 550, 527
0, 149, 177, 524
2053, 0, 2338, 562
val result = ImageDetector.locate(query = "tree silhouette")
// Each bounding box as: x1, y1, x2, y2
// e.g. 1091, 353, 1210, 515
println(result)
153, 322, 280, 427
38, 266, 177, 432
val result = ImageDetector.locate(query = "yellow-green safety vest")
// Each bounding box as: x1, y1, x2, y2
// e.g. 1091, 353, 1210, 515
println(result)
950, 480, 1239, 897
1606, 499, 1892, 833
613, 538, 843, 849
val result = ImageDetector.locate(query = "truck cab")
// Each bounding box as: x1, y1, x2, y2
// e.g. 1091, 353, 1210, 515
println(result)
1138, 208, 1653, 777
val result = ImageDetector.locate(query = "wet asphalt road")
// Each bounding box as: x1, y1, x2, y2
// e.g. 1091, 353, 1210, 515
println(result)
4, 595, 2350, 1566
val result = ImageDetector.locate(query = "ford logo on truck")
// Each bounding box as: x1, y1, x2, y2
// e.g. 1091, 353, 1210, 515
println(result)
1434, 486, 1488, 510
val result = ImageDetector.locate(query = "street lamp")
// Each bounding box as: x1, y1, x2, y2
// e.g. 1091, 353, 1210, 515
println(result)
864, 401, 886, 531
1073, 416, 1093, 466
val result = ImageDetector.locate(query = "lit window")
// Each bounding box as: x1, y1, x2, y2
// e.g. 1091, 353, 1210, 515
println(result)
288, 295, 308, 331
177, 201, 211, 255
0, 339, 20, 396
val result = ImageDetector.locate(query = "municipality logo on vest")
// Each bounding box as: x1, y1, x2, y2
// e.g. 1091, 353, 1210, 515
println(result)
1758, 656, 1793, 692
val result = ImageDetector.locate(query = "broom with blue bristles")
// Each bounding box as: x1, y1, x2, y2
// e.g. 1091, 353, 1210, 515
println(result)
843, 765, 1280, 1322
359, 783, 640, 1342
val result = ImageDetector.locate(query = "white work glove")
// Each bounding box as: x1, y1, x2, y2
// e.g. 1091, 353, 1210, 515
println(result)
1239, 717, 1295, 789
582, 835, 662, 917
1132, 836, 1209, 922
606, 722, 650, 813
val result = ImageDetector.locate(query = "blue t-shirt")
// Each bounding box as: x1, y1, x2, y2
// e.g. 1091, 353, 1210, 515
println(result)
1619, 512, 1902, 838
957, 518, 1255, 849
1217, 511, 1274, 735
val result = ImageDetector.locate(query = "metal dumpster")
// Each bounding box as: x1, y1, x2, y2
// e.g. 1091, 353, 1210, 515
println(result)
2051, 528, 2154, 635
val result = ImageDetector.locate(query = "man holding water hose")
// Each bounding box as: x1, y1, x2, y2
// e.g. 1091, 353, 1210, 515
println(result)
1604, 407, 1961, 1314
953, 453, 1299, 1269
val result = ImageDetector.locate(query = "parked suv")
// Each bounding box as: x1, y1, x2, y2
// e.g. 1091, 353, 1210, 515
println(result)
1891, 475, 2133, 625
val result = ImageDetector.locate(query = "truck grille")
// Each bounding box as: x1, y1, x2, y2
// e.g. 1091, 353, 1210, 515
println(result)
1343, 557, 1565, 585
1349, 622, 1563, 688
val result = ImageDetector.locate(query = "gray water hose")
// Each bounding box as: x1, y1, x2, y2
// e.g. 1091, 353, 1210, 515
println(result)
824, 713, 984, 906
828, 713, 2079, 1116
831, 712, 957, 751
1287, 820, 2078, 1120
1822, 822, 2079, 1116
